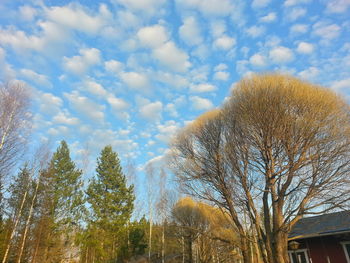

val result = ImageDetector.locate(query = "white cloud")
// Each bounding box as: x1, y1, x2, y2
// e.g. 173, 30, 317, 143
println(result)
155, 71, 189, 89
213, 71, 230, 81
287, 7, 307, 21
179, 16, 202, 46
326, 0, 350, 13
39, 92, 63, 115
284, 0, 311, 6
290, 24, 308, 34
190, 83, 217, 93
313, 21, 341, 40
137, 24, 169, 48
139, 101, 163, 121
165, 103, 179, 117
107, 96, 129, 111
296, 42, 314, 54
213, 35, 236, 50
298, 67, 320, 80
210, 20, 226, 38
64, 91, 105, 123
0, 22, 67, 52
260, 12, 277, 23
331, 78, 350, 90
63, 48, 101, 75
20, 69, 52, 88
250, 53, 267, 67
112, 0, 166, 13
176, 0, 234, 16
116, 10, 140, 28
153, 41, 191, 72
252, 0, 271, 8
19, 5, 37, 21
214, 63, 228, 71
269, 46, 294, 64
190, 96, 214, 110
105, 60, 124, 74
48, 126, 70, 137
107, 96, 130, 120
120, 71, 149, 91
155, 120, 180, 143
88, 128, 138, 154
46, 3, 108, 34
84, 80, 108, 97
246, 25, 265, 38
52, 110, 80, 125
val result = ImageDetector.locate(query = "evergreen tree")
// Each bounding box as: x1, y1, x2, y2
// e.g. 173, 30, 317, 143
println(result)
43, 140, 84, 262
50, 140, 84, 228
86, 145, 134, 262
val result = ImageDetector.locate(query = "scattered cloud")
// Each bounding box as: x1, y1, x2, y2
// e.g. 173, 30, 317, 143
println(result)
190, 96, 214, 110
137, 24, 169, 48
64, 91, 105, 123
313, 21, 341, 40
286, 7, 307, 21
120, 71, 150, 91
139, 100, 163, 121
290, 23, 308, 34
296, 42, 314, 54
45, 3, 108, 34
153, 41, 191, 72
325, 0, 350, 13
269, 46, 294, 64
250, 53, 267, 67
246, 25, 265, 38
298, 66, 320, 80
190, 83, 217, 93
252, 0, 271, 8
260, 12, 277, 23
179, 16, 202, 46
63, 48, 101, 75
52, 110, 80, 125
284, 0, 311, 6
20, 69, 52, 88
213, 71, 229, 81
213, 35, 236, 50
104, 60, 124, 74
176, 0, 234, 16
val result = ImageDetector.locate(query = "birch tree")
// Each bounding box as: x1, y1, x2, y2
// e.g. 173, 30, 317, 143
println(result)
0, 82, 31, 220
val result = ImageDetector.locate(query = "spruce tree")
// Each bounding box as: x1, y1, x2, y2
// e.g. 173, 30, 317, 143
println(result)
44, 141, 84, 262
50, 140, 84, 228
86, 145, 134, 261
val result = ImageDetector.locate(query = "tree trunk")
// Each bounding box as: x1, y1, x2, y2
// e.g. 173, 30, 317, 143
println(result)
2, 190, 28, 263
16, 174, 41, 263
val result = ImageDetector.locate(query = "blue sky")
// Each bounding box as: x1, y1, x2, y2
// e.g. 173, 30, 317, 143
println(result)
0, 0, 349, 180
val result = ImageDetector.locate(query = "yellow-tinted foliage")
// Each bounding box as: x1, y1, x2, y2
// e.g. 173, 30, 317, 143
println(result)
226, 73, 350, 141
174, 197, 236, 241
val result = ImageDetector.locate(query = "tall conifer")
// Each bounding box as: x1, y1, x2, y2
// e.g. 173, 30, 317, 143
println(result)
86, 145, 134, 261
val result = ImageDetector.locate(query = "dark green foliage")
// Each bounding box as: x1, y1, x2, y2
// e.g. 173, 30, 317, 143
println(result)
50, 140, 85, 228
85, 145, 135, 262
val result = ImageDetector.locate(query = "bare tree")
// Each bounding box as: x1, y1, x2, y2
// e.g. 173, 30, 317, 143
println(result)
0, 81, 31, 175
0, 82, 31, 219
145, 163, 155, 262
171, 74, 350, 263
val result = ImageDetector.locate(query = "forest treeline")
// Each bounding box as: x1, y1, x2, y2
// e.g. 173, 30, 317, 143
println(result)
0, 139, 239, 263
2, 73, 350, 263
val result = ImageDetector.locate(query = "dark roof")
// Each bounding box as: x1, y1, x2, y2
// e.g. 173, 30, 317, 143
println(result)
289, 210, 350, 240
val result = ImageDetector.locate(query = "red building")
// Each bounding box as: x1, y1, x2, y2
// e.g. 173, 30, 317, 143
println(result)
288, 211, 350, 263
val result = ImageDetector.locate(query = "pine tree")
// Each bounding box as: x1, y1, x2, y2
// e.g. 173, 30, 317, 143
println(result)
45, 140, 85, 262
86, 145, 134, 262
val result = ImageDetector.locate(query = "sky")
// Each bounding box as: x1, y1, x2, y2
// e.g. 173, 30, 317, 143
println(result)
0, 0, 349, 182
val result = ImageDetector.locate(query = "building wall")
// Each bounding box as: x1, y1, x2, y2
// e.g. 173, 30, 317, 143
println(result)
305, 236, 348, 263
